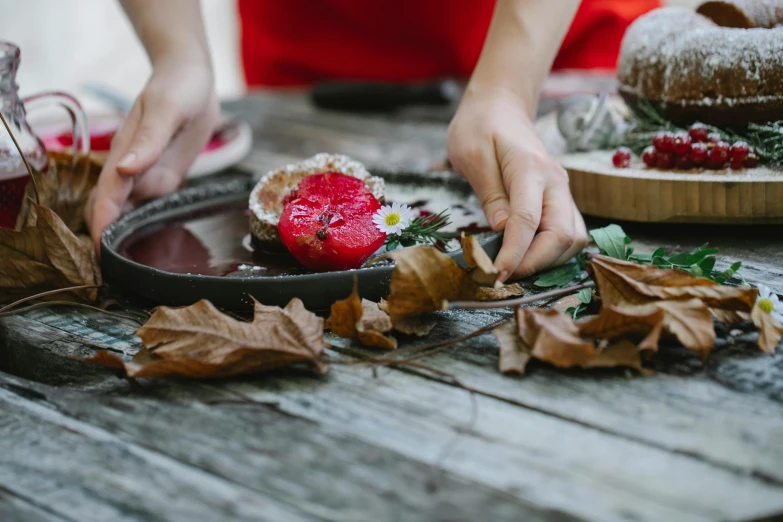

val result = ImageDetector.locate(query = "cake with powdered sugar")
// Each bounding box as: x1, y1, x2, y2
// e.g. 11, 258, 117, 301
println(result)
249, 153, 385, 247
617, 0, 783, 127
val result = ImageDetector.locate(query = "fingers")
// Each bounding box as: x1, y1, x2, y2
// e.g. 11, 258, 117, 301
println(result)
552, 206, 589, 267
115, 94, 185, 176
492, 165, 546, 282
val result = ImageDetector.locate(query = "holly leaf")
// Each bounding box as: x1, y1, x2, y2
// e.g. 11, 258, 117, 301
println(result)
326, 282, 397, 349
85, 298, 327, 378
386, 246, 478, 318
460, 233, 500, 287
590, 224, 630, 260
534, 262, 580, 288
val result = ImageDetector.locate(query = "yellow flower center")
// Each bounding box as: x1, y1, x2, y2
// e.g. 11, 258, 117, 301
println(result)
385, 212, 401, 227
759, 297, 775, 314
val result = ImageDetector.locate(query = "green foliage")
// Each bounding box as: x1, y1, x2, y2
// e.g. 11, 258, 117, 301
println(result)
385, 210, 451, 252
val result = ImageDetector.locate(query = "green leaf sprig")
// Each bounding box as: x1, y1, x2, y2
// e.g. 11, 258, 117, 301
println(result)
534, 223, 745, 290
385, 210, 451, 252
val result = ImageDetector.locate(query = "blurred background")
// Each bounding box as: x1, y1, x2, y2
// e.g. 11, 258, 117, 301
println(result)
1, 0, 699, 110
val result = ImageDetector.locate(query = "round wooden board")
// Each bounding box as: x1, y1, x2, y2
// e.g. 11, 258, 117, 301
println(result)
559, 151, 783, 224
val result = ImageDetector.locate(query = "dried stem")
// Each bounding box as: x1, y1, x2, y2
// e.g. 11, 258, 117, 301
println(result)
0, 284, 101, 313
447, 281, 595, 310
0, 111, 39, 204
0, 300, 143, 323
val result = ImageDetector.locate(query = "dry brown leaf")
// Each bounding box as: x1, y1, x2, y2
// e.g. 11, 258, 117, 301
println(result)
494, 320, 531, 375
580, 299, 715, 359
476, 283, 525, 301
517, 308, 597, 368
552, 294, 584, 314
711, 309, 750, 325
587, 255, 757, 312
391, 314, 437, 337
34, 203, 101, 301
326, 283, 397, 349
0, 202, 100, 302
582, 340, 644, 372
22, 152, 101, 232
751, 305, 783, 355
386, 246, 478, 318
460, 233, 500, 287
86, 297, 329, 378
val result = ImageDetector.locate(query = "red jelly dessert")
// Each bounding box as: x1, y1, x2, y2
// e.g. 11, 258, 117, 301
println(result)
278, 172, 386, 271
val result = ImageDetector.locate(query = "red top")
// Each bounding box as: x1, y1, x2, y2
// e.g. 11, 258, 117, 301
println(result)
238, 0, 661, 87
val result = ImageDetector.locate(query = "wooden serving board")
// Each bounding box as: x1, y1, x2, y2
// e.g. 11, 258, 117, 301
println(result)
559, 151, 783, 224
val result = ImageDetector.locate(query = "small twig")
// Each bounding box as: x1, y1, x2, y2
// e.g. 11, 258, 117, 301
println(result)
0, 284, 101, 313
0, 300, 143, 323
0, 111, 39, 203
447, 281, 595, 310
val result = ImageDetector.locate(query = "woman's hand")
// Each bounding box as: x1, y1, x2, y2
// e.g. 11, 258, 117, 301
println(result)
86, 58, 219, 249
447, 87, 588, 281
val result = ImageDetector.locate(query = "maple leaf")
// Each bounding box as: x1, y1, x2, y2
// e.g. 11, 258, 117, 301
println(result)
386, 246, 478, 318
460, 233, 500, 287
327, 283, 397, 349
84, 298, 327, 378
587, 255, 757, 313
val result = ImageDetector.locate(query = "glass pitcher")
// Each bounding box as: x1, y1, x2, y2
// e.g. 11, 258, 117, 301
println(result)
0, 41, 90, 228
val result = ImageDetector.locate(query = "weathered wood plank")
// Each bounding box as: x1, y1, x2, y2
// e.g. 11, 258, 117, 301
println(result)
0, 383, 322, 522
218, 360, 783, 522
0, 372, 578, 522
0, 486, 71, 522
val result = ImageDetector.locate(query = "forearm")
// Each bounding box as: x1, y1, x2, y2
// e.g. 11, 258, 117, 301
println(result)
119, 0, 212, 68
469, 0, 581, 117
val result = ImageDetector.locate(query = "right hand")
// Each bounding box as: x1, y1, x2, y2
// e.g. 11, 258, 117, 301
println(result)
86, 58, 220, 250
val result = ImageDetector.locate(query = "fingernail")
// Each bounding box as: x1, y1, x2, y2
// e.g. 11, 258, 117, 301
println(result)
117, 152, 137, 170
499, 270, 510, 283
492, 209, 509, 229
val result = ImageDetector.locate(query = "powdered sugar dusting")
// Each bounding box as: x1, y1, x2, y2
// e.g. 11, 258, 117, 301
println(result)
618, 6, 783, 114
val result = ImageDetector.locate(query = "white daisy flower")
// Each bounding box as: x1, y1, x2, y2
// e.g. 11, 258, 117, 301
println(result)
756, 284, 783, 324
373, 202, 414, 235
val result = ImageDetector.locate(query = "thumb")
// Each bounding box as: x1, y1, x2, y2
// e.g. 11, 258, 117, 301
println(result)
115, 97, 183, 176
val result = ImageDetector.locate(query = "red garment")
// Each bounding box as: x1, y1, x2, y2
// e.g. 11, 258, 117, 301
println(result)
238, 0, 661, 87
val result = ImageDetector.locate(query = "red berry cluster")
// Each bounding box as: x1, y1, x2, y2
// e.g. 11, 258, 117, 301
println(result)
612, 123, 760, 171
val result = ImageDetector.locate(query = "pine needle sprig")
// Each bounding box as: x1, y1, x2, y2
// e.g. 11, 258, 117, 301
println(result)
615, 100, 783, 166
385, 209, 451, 252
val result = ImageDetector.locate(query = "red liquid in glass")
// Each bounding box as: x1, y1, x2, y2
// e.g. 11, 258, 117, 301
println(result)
0, 174, 29, 228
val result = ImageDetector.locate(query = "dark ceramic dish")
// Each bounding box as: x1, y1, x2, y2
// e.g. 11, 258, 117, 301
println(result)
101, 171, 503, 311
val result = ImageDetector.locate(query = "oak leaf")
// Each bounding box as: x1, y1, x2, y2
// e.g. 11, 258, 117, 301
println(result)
83, 297, 327, 378
326, 283, 397, 349
460, 233, 500, 287
587, 255, 757, 312
386, 246, 478, 318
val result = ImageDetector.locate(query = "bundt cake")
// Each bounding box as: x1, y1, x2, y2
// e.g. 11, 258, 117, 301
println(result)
617, 0, 783, 127
249, 153, 385, 247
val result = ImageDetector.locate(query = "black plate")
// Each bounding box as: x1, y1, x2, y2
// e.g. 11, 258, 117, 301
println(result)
101, 172, 503, 311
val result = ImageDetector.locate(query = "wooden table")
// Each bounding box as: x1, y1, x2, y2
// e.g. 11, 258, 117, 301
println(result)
2, 92, 783, 522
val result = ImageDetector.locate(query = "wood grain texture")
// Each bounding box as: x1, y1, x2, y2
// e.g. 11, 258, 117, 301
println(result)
562, 151, 783, 224
0, 486, 70, 522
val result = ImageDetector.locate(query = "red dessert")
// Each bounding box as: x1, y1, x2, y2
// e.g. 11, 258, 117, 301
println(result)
277, 172, 386, 271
